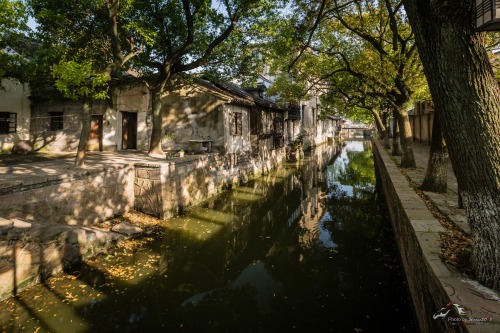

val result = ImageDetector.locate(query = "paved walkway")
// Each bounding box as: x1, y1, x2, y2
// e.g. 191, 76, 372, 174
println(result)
392, 140, 469, 235
0, 150, 195, 192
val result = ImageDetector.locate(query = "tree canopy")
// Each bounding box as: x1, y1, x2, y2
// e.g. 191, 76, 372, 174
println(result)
0, 0, 29, 84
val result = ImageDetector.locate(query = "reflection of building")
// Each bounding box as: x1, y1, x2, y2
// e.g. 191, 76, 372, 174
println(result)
295, 143, 342, 247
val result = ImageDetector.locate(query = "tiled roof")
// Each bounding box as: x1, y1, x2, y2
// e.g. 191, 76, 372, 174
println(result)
198, 78, 285, 111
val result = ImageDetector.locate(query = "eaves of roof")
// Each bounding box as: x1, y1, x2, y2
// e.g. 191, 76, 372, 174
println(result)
197, 79, 254, 107
214, 81, 285, 112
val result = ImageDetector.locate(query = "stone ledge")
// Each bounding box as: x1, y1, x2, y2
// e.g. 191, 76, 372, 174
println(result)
0, 219, 126, 302
372, 139, 499, 333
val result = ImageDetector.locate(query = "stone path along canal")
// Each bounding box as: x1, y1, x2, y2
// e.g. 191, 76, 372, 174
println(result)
0, 140, 416, 332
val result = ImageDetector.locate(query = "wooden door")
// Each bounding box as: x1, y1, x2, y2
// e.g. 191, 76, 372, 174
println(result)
122, 112, 137, 149
87, 115, 103, 151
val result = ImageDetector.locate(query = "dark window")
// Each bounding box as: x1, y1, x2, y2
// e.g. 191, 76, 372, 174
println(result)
273, 117, 283, 134
232, 112, 242, 136
49, 112, 64, 131
0, 112, 17, 134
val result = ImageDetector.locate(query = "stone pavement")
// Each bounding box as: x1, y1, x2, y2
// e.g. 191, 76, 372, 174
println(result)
0, 150, 192, 192
393, 140, 470, 235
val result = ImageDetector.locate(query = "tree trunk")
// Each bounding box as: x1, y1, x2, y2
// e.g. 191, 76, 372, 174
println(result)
420, 110, 448, 192
75, 101, 92, 167
382, 110, 391, 148
392, 109, 403, 156
148, 81, 166, 157
371, 108, 386, 139
457, 183, 464, 209
397, 108, 416, 168
403, 0, 500, 290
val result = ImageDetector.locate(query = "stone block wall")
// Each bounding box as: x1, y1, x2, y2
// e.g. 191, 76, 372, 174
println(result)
0, 165, 135, 226
134, 149, 287, 219
372, 139, 498, 333
0, 223, 123, 301
0, 165, 136, 301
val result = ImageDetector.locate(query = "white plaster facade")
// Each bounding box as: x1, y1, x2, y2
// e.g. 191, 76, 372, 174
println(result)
0, 79, 31, 151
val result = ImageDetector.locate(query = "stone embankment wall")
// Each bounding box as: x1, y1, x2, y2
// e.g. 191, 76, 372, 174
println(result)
134, 149, 286, 219
372, 139, 499, 333
0, 165, 135, 301
0, 148, 286, 300
0, 165, 135, 226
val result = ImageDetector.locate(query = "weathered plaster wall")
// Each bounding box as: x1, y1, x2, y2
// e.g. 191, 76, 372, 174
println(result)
372, 139, 499, 333
223, 104, 251, 154
114, 85, 150, 151
0, 79, 31, 151
161, 88, 227, 152
31, 100, 108, 152
409, 101, 434, 145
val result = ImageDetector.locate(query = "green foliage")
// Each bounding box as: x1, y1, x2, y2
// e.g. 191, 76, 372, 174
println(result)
0, 0, 29, 83
51, 61, 109, 100
27, 0, 146, 101
131, 0, 280, 84
267, 0, 428, 122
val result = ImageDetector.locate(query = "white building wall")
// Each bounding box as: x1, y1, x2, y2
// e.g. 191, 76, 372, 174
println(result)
0, 79, 31, 151
113, 85, 151, 151
224, 104, 252, 154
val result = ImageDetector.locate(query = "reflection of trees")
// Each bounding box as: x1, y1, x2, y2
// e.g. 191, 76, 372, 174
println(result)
329, 145, 376, 198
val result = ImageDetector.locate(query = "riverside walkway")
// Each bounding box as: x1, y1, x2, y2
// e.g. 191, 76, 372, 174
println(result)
373, 138, 499, 333
393, 140, 469, 235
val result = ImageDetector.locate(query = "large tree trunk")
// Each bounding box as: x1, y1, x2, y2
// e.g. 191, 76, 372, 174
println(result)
75, 101, 92, 167
420, 110, 448, 193
397, 108, 416, 168
392, 109, 403, 156
403, 0, 500, 290
148, 81, 167, 158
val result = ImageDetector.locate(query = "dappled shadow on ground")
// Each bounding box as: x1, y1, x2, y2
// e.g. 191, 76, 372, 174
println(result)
0, 152, 75, 166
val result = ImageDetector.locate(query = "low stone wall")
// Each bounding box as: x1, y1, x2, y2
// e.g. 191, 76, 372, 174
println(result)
0, 166, 135, 301
134, 148, 286, 219
0, 222, 123, 301
372, 139, 499, 333
0, 165, 135, 226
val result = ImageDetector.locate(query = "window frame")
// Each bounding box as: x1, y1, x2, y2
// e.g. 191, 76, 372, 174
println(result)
49, 111, 64, 131
232, 111, 243, 136
0, 112, 17, 134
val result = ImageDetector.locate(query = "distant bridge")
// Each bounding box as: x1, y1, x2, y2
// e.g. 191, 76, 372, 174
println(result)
342, 124, 373, 139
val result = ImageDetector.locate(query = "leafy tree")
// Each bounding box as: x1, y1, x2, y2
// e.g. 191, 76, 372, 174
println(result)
129, 0, 277, 157
402, 0, 500, 290
28, 0, 144, 166
269, 0, 427, 168
0, 0, 28, 84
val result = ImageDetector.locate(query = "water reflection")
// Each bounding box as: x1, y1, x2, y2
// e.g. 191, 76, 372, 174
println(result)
0, 140, 416, 333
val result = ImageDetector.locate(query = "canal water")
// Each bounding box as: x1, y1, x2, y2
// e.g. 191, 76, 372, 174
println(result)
0, 140, 416, 333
